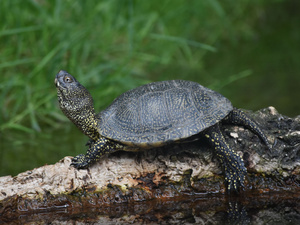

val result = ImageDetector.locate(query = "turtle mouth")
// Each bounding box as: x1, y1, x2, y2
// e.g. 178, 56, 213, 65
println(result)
55, 79, 68, 101
54, 77, 67, 90
54, 78, 59, 87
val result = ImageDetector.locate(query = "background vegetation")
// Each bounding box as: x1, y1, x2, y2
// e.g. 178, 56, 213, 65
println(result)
1, 0, 299, 176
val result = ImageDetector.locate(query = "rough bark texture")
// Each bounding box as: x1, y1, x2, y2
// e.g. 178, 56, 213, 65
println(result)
0, 106, 300, 222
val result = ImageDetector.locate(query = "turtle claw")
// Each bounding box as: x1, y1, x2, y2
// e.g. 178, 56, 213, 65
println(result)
71, 154, 89, 169
224, 165, 246, 193
85, 139, 95, 148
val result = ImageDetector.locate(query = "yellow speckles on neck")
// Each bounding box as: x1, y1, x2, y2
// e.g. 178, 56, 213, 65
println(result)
71, 108, 99, 140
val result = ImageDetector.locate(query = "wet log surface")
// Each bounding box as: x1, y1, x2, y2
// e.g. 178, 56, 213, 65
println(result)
0, 107, 300, 224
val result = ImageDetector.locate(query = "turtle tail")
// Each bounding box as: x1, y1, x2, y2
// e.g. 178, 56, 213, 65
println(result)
224, 108, 272, 150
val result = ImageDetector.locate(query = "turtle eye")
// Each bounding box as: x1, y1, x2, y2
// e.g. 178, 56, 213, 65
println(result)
64, 76, 73, 83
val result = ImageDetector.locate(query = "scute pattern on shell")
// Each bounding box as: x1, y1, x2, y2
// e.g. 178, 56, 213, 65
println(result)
97, 80, 233, 146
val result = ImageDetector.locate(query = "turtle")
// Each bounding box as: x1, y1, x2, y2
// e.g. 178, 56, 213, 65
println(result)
55, 70, 271, 192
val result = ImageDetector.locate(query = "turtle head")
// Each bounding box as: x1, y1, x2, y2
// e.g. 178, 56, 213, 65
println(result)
55, 70, 81, 93
55, 70, 99, 140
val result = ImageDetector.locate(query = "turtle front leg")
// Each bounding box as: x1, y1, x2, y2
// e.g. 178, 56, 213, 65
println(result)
71, 137, 120, 169
205, 124, 247, 192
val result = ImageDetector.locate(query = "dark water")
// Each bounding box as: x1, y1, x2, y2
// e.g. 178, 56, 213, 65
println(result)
1, 194, 300, 224
0, 128, 85, 177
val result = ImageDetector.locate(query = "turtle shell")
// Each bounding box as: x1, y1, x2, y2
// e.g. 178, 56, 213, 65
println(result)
97, 80, 233, 147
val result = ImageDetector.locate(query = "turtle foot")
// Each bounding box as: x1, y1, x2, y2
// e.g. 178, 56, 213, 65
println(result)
224, 162, 247, 193
71, 154, 90, 169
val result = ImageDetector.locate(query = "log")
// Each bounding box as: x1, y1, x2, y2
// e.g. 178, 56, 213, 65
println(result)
0, 107, 300, 221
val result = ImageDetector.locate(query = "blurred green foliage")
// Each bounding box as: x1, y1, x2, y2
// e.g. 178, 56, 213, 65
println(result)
0, 0, 299, 175
0, 0, 282, 132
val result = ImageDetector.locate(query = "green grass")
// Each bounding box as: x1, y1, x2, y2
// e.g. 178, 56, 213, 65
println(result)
0, 0, 269, 133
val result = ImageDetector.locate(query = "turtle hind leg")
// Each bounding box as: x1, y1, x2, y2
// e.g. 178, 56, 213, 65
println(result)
205, 124, 247, 192
225, 108, 272, 150
71, 137, 121, 169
